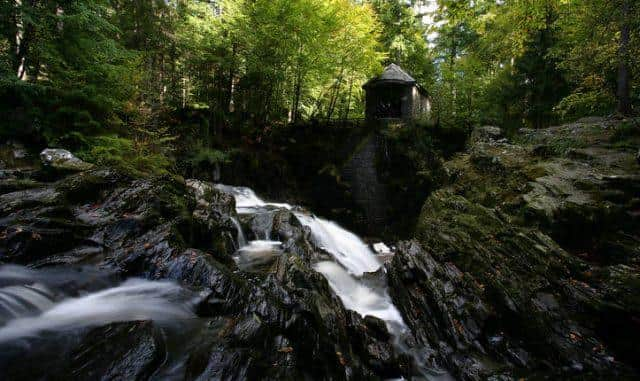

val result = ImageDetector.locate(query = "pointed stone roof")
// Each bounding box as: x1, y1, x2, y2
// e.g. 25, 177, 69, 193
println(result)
363, 64, 416, 88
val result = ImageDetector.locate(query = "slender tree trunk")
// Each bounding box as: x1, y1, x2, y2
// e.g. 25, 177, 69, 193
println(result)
309, 87, 329, 119
291, 41, 304, 124
449, 33, 457, 117
343, 79, 353, 121
5, 0, 19, 74
327, 67, 345, 120
227, 43, 237, 113
292, 65, 302, 124
616, 0, 631, 115
15, 0, 37, 80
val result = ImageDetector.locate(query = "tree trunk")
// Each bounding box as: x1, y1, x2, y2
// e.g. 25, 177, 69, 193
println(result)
616, 0, 631, 115
5, 1, 19, 74
327, 67, 345, 120
617, 0, 631, 115
343, 79, 354, 121
292, 66, 302, 124
15, 0, 37, 80
227, 43, 238, 113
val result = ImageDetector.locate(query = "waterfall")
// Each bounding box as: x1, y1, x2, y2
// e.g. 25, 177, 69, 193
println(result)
214, 184, 292, 214
313, 261, 405, 327
293, 213, 381, 276
230, 216, 247, 248
0, 284, 55, 323
0, 268, 195, 343
216, 184, 456, 380
235, 240, 283, 272
216, 186, 407, 336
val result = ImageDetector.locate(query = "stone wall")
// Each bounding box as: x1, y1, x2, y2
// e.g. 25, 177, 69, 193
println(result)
341, 133, 388, 234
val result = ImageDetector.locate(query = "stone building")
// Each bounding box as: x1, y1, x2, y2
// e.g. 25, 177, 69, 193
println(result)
363, 63, 431, 121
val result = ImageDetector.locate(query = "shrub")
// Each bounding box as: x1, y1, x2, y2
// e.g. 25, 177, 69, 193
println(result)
610, 120, 640, 147
0, 78, 111, 145
187, 148, 232, 168
554, 90, 616, 122
78, 135, 172, 177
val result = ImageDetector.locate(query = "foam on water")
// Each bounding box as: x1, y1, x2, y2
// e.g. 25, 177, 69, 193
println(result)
0, 277, 195, 343
314, 261, 404, 326
294, 213, 381, 276
214, 184, 292, 213
217, 184, 455, 379
234, 240, 283, 271
230, 216, 247, 247
218, 184, 404, 326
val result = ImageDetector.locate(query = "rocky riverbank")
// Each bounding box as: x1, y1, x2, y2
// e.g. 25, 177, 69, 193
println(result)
0, 117, 638, 380
385, 117, 640, 379
0, 150, 407, 379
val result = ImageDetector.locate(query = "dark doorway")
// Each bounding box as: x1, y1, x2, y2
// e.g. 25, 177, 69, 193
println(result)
374, 86, 403, 119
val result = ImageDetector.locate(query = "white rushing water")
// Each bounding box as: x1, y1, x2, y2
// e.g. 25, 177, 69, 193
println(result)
217, 184, 407, 333
294, 213, 381, 276
314, 261, 405, 326
234, 240, 283, 271
214, 184, 292, 214
0, 272, 195, 343
230, 216, 247, 247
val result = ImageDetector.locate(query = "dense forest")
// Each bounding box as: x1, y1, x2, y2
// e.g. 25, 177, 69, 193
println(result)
1, 2, 640, 380
1, 0, 637, 176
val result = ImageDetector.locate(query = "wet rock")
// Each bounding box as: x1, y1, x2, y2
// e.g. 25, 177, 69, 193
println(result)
187, 179, 236, 218
186, 179, 239, 255
65, 321, 164, 380
398, 187, 638, 379
0, 166, 404, 380
237, 208, 322, 264
56, 168, 128, 203
240, 209, 276, 240
0, 222, 85, 264
0, 321, 163, 380
470, 126, 503, 144
0, 186, 61, 215
386, 240, 492, 380
40, 148, 94, 171
272, 210, 322, 263
185, 250, 406, 380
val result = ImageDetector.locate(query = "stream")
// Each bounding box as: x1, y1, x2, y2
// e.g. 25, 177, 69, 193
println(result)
0, 182, 451, 380
216, 185, 405, 330
215, 184, 453, 381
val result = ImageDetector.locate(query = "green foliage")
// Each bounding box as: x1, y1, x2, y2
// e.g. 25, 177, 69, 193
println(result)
235, 0, 383, 123
187, 148, 232, 168
551, 0, 638, 117
2, 0, 634, 182
370, 0, 435, 87
431, 0, 638, 130
610, 120, 640, 144
78, 135, 172, 177
0, 78, 110, 143
554, 91, 617, 122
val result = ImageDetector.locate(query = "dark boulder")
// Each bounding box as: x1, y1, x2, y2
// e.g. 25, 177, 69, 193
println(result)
391, 189, 638, 379
65, 321, 165, 380
0, 321, 164, 381
0, 163, 407, 380
469, 126, 503, 144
